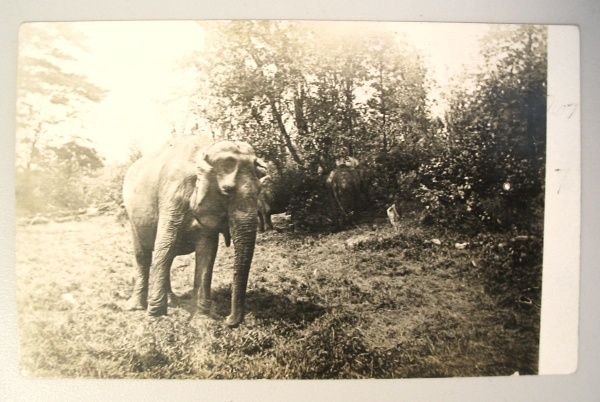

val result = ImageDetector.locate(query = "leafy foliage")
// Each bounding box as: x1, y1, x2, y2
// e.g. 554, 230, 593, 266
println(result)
16, 23, 106, 215
413, 26, 547, 232
478, 233, 543, 308
285, 170, 338, 231
189, 21, 436, 227
186, 22, 547, 236
197, 21, 432, 176
16, 140, 105, 214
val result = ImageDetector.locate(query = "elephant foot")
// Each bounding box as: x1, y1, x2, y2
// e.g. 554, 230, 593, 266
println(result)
224, 313, 244, 327
167, 292, 179, 306
196, 299, 212, 315
125, 295, 147, 311
147, 300, 168, 316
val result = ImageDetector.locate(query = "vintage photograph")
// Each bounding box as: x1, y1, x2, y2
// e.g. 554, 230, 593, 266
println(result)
16, 20, 548, 378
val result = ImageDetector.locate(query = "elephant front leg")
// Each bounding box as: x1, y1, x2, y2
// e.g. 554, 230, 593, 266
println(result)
147, 254, 176, 316
147, 215, 181, 316
194, 232, 219, 315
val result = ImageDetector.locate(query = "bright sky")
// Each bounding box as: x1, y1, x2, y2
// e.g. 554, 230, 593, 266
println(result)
35, 21, 490, 163
392, 22, 488, 113
74, 21, 206, 162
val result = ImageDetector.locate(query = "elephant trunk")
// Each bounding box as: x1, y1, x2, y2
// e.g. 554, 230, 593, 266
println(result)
225, 210, 257, 327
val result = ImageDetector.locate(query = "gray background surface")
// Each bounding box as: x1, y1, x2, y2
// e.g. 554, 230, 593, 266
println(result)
1, 0, 598, 401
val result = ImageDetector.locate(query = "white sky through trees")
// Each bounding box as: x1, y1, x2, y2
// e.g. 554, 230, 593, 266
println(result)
19, 21, 488, 163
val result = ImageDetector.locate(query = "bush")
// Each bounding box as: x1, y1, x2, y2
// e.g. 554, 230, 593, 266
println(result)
478, 233, 543, 308
412, 129, 545, 233
364, 139, 438, 213
260, 164, 359, 232
16, 169, 91, 216
81, 163, 129, 211
278, 168, 340, 231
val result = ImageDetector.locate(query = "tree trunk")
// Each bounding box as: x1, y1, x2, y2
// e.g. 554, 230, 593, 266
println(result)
268, 98, 304, 167
245, 46, 304, 167
379, 63, 388, 153
342, 79, 354, 156
21, 123, 43, 210
293, 83, 310, 137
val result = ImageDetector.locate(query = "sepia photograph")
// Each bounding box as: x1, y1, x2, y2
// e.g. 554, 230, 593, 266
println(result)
15, 20, 555, 379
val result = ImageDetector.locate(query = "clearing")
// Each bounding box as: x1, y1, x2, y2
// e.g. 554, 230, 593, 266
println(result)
16, 214, 539, 378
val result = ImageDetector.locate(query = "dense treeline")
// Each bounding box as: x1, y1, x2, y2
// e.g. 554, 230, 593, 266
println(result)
198, 22, 431, 172
190, 21, 546, 233
416, 26, 547, 232
16, 22, 547, 237
190, 22, 547, 310
15, 24, 107, 215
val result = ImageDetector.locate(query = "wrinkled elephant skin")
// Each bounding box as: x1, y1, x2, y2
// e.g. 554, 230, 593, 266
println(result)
122, 136, 264, 326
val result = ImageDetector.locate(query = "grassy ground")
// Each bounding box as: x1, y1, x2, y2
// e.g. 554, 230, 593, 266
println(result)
16, 214, 540, 378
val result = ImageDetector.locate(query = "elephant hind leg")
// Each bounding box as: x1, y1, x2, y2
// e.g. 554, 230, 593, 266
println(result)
126, 230, 152, 311
258, 211, 265, 232
194, 232, 219, 315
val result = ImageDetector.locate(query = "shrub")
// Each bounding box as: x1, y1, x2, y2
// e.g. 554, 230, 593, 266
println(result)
412, 129, 545, 233
400, 26, 547, 233
478, 233, 543, 308
282, 168, 340, 231
364, 139, 438, 213
81, 163, 129, 211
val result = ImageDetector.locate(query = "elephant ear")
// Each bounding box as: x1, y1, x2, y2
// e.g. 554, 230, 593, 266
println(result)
190, 152, 213, 210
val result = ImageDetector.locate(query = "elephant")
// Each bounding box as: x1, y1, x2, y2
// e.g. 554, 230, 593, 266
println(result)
257, 174, 289, 232
122, 136, 266, 326
326, 162, 366, 222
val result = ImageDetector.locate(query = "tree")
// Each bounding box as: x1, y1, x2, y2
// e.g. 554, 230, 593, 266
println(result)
194, 21, 431, 178
417, 25, 547, 230
198, 21, 306, 169
16, 23, 106, 214
183, 21, 435, 224
48, 139, 104, 180
364, 31, 430, 154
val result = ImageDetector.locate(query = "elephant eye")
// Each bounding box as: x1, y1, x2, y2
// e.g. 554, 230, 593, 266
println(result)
220, 157, 237, 172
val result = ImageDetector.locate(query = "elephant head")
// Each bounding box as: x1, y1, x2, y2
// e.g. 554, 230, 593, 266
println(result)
191, 140, 267, 326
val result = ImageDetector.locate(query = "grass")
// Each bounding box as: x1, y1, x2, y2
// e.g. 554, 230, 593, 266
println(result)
15, 214, 540, 378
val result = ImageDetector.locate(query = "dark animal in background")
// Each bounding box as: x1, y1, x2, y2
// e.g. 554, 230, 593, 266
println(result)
257, 174, 289, 231
326, 158, 366, 222
122, 136, 266, 326
257, 175, 274, 231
